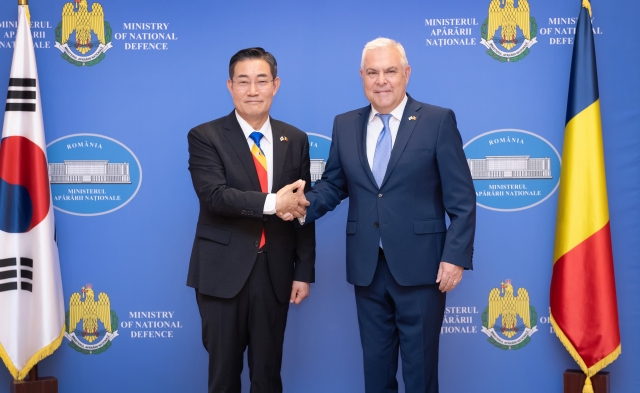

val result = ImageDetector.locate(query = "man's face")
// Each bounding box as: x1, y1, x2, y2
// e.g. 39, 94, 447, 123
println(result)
360, 46, 411, 114
227, 59, 280, 123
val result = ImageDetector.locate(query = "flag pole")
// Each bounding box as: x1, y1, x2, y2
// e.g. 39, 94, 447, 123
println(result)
27, 365, 37, 382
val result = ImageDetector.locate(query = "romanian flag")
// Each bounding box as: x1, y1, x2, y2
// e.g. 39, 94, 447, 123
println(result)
0, 3, 65, 380
550, 1, 621, 393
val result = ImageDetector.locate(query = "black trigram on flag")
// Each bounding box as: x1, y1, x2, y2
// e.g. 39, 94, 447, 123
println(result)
5, 78, 36, 112
0, 257, 33, 292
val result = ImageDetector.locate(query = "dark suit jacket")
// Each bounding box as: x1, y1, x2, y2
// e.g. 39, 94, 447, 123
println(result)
187, 111, 315, 304
304, 95, 475, 287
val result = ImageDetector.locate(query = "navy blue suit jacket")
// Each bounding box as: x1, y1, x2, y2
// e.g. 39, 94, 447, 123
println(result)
304, 95, 475, 287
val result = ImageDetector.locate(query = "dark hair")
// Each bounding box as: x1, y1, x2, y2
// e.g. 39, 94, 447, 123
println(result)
228, 47, 278, 79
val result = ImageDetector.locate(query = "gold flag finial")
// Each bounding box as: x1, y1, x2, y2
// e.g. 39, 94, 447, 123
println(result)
18, 0, 28, 5
582, 0, 593, 18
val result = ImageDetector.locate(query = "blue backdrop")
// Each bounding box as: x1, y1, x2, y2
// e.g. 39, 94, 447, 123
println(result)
0, 0, 638, 392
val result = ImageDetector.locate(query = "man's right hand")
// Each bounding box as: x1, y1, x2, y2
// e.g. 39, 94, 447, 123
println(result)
276, 180, 309, 221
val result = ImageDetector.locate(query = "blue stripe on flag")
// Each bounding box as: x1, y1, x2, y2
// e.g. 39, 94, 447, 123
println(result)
566, 5, 599, 124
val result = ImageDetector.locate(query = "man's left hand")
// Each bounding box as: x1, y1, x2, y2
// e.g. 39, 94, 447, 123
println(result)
290, 281, 310, 304
435, 262, 463, 293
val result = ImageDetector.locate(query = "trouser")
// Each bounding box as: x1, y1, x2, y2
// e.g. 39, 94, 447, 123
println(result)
354, 248, 446, 393
196, 252, 289, 393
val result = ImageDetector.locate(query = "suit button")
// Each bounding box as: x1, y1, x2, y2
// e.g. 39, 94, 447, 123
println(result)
378, 193, 383, 198
374, 222, 379, 228
254, 241, 259, 248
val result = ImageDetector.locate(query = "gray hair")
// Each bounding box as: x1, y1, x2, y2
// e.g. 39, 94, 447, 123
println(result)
360, 38, 409, 70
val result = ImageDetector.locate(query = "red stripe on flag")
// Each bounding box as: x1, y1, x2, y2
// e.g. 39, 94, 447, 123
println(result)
550, 222, 620, 368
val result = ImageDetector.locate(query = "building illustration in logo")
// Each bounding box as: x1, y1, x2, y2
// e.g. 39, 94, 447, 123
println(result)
481, 0, 538, 62
467, 156, 551, 180
481, 279, 537, 350
65, 284, 118, 354
55, 1, 113, 66
463, 129, 561, 211
47, 134, 143, 216
49, 160, 131, 184
310, 159, 326, 182
306, 133, 331, 185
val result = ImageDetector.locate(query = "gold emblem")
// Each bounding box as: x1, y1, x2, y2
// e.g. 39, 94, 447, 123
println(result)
61, 0, 105, 54
487, 279, 531, 338
487, 0, 531, 50
68, 284, 112, 343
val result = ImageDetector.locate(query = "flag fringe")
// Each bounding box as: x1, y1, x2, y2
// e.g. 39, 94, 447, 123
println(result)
0, 324, 65, 380
550, 314, 621, 393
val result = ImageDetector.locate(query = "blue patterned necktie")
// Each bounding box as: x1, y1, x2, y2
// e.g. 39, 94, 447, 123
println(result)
372, 114, 392, 188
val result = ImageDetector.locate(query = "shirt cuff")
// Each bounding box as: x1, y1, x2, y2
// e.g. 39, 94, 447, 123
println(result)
263, 193, 277, 215
297, 215, 306, 225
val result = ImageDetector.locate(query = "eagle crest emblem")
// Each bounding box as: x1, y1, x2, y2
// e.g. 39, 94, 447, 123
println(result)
64, 284, 119, 354
481, 279, 538, 350
61, 0, 105, 55
55, 1, 113, 66
480, 0, 538, 62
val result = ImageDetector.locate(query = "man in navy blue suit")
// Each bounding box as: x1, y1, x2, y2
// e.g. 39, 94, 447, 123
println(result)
295, 38, 476, 392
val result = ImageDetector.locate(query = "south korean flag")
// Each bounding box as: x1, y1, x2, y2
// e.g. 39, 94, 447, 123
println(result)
0, 4, 65, 380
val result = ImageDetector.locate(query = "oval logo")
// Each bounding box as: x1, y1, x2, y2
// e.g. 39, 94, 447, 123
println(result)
307, 133, 331, 185
463, 129, 561, 211
46, 134, 142, 216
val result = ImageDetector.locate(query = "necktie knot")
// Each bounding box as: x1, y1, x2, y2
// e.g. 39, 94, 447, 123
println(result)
376, 113, 391, 129
249, 131, 264, 148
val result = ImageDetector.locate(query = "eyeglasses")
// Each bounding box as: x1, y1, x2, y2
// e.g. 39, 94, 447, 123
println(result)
232, 79, 274, 91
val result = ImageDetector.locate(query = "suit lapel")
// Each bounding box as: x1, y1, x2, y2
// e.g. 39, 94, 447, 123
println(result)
355, 106, 378, 189
380, 97, 422, 189
270, 119, 289, 192
222, 111, 262, 192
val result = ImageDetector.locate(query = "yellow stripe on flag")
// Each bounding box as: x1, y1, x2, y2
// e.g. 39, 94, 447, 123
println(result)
553, 99, 609, 263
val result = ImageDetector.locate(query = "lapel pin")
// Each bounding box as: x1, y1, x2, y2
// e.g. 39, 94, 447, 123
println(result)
280, 136, 288, 142
408, 116, 417, 121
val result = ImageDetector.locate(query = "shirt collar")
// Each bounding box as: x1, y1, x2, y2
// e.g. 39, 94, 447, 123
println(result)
368, 94, 408, 124
235, 110, 272, 144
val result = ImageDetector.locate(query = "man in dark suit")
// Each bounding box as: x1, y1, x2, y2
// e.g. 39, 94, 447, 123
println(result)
187, 47, 315, 393
298, 38, 476, 392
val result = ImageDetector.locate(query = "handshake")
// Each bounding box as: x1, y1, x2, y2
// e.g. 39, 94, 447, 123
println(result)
275, 179, 310, 221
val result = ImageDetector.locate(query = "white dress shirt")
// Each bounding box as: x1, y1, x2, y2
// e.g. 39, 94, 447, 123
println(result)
235, 111, 277, 214
366, 94, 408, 169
